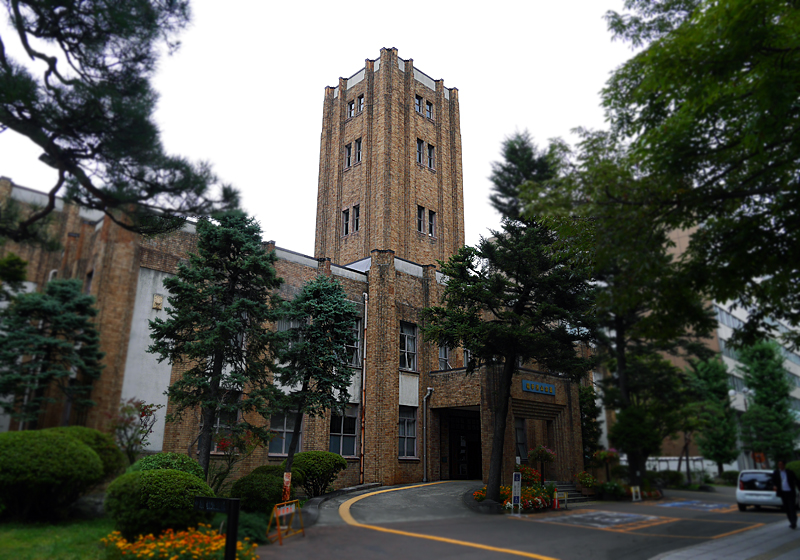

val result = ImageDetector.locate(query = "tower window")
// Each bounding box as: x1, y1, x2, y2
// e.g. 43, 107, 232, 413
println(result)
426, 101, 433, 119
342, 209, 350, 236
345, 143, 352, 168
398, 406, 417, 457
353, 205, 360, 232
416, 139, 424, 164
415, 95, 423, 113
358, 95, 365, 113
428, 210, 436, 236
355, 138, 362, 164
427, 144, 435, 169
348, 100, 355, 118
399, 322, 417, 371
417, 205, 425, 233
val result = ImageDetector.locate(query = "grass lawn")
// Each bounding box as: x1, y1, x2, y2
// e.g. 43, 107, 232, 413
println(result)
0, 516, 115, 560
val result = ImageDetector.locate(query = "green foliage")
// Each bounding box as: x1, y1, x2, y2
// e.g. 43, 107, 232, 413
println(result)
720, 471, 740, 486
213, 510, 270, 545
290, 451, 348, 498
104, 469, 214, 540
0, 429, 103, 521
106, 398, 164, 466
738, 341, 800, 462
229, 473, 286, 516
0, 279, 104, 426
128, 452, 204, 481
687, 357, 739, 474
786, 462, 800, 481
250, 464, 305, 487
657, 470, 685, 488
0, 517, 114, 560
598, 481, 625, 499
275, 275, 359, 471
579, 385, 603, 467
421, 218, 597, 503
45, 426, 125, 479
148, 211, 284, 477
489, 130, 555, 220
601, 0, 800, 347
0, 0, 238, 242
0, 253, 26, 302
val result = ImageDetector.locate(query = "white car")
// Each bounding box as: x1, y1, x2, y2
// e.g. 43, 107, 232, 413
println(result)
736, 469, 800, 512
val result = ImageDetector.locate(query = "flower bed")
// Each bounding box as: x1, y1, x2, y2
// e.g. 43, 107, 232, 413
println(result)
102, 524, 258, 560
515, 464, 542, 486
473, 485, 552, 512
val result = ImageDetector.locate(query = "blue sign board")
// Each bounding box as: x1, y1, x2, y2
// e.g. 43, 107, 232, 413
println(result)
522, 380, 556, 396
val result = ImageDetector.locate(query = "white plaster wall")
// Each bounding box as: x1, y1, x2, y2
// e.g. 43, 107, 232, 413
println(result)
120, 268, 174, 451
399, 372, 419, 407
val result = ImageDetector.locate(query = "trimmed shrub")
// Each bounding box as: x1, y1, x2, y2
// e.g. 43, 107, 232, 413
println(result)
46, 426, 126, 479
720, 470, 740, 485
0, 430, 103, 520
250, 464, 306, 487
128, 452, 204, 480
105, 469, 214, 540
656, 470, 685, 488
230, 473, 286, 516
291, 451, 347, 498
214, 510, 270, 544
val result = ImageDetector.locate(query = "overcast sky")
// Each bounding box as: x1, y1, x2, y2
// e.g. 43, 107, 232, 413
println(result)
0, 0, 633, 256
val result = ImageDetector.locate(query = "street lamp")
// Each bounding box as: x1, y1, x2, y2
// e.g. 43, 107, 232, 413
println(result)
728, 387, 755, 411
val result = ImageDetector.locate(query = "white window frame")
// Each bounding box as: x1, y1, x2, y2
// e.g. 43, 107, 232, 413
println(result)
399, 406, 417, 458
355, 138, 362, 163
353, 205, 360, 232
345, 143, 352, 168
415, 95, 423, 113
427, 144, 435, 169
358, 95, 365, 113
347, 319, 362, 366
428, 210, 436, 237
438, 345, 451, 370
269, 411, 302, 455
348, 100, 355, 118
416, 205, 425, 233
426, 100, 433, 119
342, 209, 350, 236
399, 321, 417, 371
416, 139, 424, 164
330, 405, 359, 457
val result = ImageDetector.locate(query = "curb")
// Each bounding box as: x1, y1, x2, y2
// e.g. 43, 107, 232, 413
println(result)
300, 483, 382, 527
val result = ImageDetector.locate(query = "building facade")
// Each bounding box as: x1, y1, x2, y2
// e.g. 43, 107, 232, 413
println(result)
0, 48, 585, 488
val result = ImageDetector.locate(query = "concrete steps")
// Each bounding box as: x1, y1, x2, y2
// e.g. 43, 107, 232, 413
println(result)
545, 481, 594, 504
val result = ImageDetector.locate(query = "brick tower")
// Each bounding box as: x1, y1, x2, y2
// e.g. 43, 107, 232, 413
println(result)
314, 48, 465, 266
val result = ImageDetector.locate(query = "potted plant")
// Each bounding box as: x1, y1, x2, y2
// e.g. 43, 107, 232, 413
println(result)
575, 471, 597, 495
529, 445, 556, 484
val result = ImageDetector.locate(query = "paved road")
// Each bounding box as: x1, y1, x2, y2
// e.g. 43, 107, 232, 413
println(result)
255, 482, 800, 560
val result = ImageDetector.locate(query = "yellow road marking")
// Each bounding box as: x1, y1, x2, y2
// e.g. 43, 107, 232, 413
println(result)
711, 523, 765, 539
338, 482, 560, 560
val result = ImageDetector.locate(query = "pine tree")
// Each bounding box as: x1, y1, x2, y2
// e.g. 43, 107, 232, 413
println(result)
489, 131, 554, 220
275, 275, 359, 474
579, 385, 604, 468
0, 0, 238, 242
422, 219, 597, 503
0, 279, 104, 428
738, 341, 799, 463
148, 211, 283, 477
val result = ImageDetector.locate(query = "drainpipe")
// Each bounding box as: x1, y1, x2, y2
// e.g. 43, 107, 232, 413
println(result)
359, 292, 368, 485
423, 387, 434, 482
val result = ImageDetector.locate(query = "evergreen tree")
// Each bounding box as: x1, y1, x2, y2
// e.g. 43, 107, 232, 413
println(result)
0, 278, 104, 428
422, 219, 597, 503
738, 341, 799, 463
688, 357, 739, 476
579, 385, 604, 468
0, 252, 26, 301
0, 0, 238, 242
489, 131, 554, 220
148, 211, 283, 477
274, 275, 359, 474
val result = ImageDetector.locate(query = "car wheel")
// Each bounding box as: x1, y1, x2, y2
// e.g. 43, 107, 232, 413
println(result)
754, 505, 761, 511
738, 503, 747, 512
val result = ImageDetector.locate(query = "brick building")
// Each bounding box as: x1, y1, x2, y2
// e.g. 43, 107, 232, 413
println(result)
0, 48, 585, 487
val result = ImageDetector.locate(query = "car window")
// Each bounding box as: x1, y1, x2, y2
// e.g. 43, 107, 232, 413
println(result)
740, 472, 773, 491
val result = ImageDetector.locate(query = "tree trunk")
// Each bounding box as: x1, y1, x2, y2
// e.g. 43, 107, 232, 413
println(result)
628, 452, 646, 487
284, 385, 308, 474
684, 437, 692, 485
485, 359, 515, 503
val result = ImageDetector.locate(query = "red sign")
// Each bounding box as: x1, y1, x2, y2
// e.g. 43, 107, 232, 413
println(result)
752, 452, 766, 464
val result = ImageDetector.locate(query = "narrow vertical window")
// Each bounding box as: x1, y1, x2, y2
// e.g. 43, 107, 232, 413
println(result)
353, 205, 360, 232
415, 95, 423, 113
345, 143, 352, 168
416, 139, 424, 164
399, 321, 417, 371
514, 418, 528, 463
355, 138, 362, 163
427, 144, 435, 169
358, 95, 365, 112
439, 345, 451, 370
426, 101, 433, 119
348, 100, 355, 118
428, 210, 436, 236
399, 406, 417, 457
342, 209, 350, 236
417, 205, 425, 233
346, 319, 362, 365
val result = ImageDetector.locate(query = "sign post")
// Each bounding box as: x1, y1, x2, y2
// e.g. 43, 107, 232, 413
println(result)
512, 471, 522, 515
282, 471, 292, 502
194, 497, 240, 560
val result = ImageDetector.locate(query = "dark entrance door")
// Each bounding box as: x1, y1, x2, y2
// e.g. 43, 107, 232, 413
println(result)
448, 409, 482, 480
